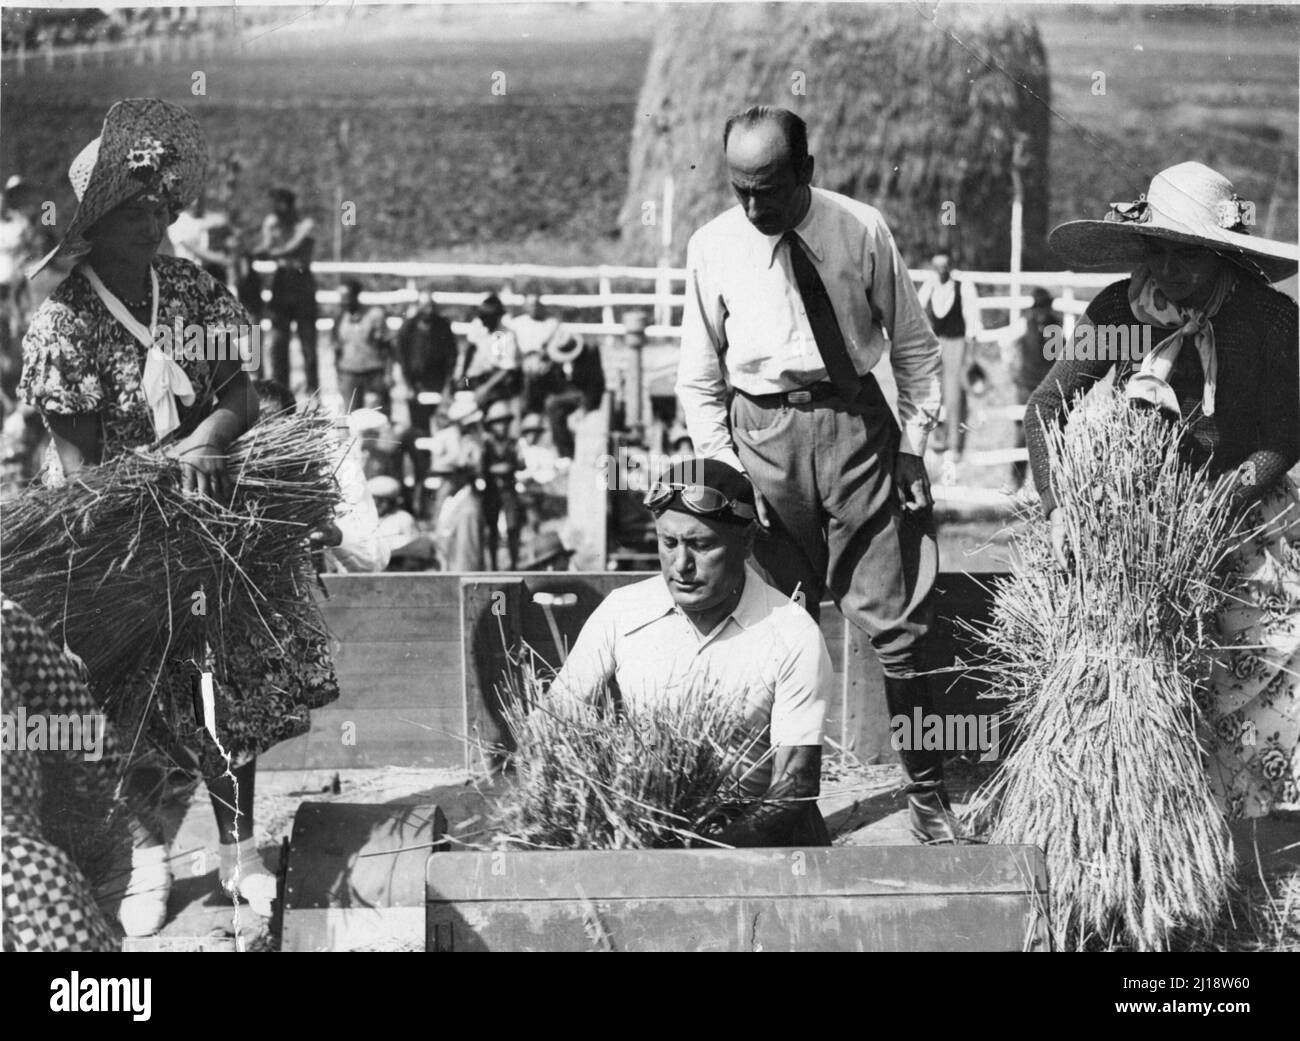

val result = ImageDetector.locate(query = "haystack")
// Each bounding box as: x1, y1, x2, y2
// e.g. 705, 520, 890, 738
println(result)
620, 3, 1051, 269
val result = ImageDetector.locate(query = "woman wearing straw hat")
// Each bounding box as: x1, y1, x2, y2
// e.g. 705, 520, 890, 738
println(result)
18, 99, 338, 933
1025, 161, 1299, 820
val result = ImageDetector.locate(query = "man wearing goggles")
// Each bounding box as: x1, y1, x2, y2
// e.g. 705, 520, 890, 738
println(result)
551, 458, 833, 848
642, 478, 758, 523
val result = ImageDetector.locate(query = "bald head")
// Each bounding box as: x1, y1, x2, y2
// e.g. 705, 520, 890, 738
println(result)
724, 110, 814, 236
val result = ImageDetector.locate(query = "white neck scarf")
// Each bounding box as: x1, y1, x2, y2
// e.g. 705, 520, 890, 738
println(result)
1124, 264, 1234, 418
80, 264, 195, 439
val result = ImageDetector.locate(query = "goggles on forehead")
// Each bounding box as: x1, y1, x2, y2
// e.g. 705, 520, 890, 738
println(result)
644, 481, 757, 522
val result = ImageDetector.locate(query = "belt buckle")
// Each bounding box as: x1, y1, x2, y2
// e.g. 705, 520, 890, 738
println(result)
787, 390, 812, 405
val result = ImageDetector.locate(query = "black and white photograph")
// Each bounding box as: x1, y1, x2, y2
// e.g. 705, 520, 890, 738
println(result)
0, 0, 1296, 978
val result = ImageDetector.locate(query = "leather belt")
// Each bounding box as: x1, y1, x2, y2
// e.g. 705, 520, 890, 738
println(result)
737, 381, 846, 407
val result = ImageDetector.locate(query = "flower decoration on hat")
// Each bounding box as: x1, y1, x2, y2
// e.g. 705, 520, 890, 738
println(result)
125, 136, 169, 179
1214, 194, 1252, 232
1104, 196, 1150, 224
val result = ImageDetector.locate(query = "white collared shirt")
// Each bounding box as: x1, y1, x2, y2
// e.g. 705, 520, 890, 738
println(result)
508, 313, 565, 356
677, 187, 941, 466
550, 565, 831, 795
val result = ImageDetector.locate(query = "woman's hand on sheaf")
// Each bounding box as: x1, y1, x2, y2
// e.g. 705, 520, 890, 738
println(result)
170, 434, 232, 501
1049, 507, 1071, 570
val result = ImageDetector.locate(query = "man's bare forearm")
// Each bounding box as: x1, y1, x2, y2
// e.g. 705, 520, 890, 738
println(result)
188, 370, 256, 449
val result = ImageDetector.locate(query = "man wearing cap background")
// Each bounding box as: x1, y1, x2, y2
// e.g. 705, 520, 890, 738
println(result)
367, 474, 420, 564
553, 458, 834, 847
676, 105, 959, 843
481, 399, 525, 570
429, 391, 486, 570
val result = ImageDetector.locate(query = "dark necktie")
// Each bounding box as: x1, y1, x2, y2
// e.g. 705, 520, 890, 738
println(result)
784, 231, 862, 400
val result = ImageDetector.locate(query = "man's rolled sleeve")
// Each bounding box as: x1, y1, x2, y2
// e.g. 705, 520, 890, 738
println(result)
868, 220, 941, 456
767, 611, 833, 748
676, 235, 744, 473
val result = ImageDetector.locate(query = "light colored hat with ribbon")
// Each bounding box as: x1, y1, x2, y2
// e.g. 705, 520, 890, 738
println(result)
27, 98, 206, 278
1048, 162, 1298, 284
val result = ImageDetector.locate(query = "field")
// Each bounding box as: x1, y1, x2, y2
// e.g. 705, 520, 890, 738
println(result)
2, 2, 1295, 268
1, 4, 655, 265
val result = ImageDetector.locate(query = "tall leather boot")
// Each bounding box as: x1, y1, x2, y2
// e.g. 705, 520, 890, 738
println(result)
883, 674, 963, 844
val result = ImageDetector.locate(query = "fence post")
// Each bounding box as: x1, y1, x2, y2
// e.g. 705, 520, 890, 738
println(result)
599, 268, 614, 330
622, 310, 648, 436
1061, 284, 1076, 341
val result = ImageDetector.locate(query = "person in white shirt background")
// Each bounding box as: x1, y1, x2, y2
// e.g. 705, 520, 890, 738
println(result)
458, 293, 522, 410
169, 189, 233, 285
916, 252, 983, 486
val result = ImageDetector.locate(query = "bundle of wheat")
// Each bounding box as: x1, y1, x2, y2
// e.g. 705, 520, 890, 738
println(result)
487, 658, 770, 851
967, 391, 1253, 950
620, 2, 1051, 268
0, 411, 341, 744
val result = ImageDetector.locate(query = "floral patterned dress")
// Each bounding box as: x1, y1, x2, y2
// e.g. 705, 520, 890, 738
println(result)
1206, 480, 1300, 818
19, 255, 339, 779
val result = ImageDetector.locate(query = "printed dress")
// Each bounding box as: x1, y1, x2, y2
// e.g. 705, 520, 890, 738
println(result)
1206, 480, 1300, 817
19, 254, 339, 779
2, 599, 121, 952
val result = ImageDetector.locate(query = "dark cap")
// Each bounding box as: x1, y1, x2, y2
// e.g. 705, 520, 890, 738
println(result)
1030, 287, 1053, 309
647, 457, 756, 526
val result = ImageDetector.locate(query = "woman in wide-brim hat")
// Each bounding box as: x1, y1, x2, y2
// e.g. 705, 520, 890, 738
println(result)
1024, 161, 1299, 819
17, 99, 338, 934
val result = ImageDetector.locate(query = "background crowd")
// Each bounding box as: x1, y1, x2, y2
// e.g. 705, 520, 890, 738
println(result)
1, 170, 1068, 574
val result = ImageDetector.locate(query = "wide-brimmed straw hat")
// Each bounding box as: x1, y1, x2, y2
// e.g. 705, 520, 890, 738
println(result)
27, 98, 206, 278
545, 333, 585, 365
1048, 162, 1298, 284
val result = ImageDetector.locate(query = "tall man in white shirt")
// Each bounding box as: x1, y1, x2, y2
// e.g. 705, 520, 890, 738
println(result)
553, 458, 833, 847
676, 106, 959, 843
